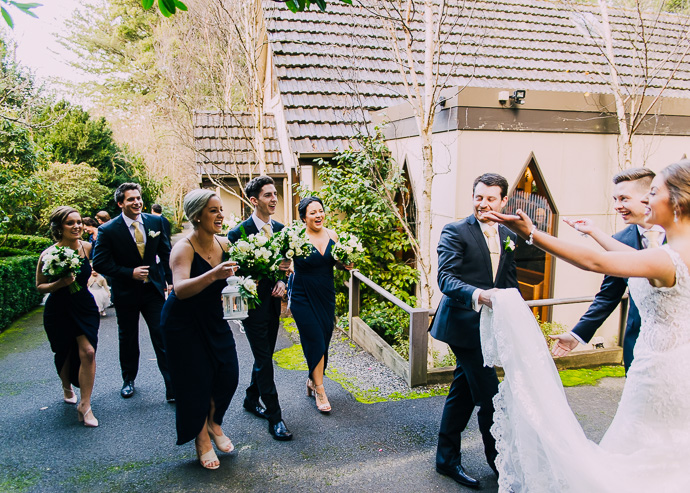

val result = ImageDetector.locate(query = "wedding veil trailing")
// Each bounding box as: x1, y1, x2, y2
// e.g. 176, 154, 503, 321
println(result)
480, 288, 688, 493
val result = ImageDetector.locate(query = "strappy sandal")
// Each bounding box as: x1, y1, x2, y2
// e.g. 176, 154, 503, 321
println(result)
196, 446, 220, 470
63, 386, 77, 404
77, 406, 99, 427
314, 384, 332, 414
207, 423, 234, 453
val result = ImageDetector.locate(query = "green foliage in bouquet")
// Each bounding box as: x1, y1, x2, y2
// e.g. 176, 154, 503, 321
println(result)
41, 245, 83, 293
226, 226, 284, 283
272, 221, 313, 260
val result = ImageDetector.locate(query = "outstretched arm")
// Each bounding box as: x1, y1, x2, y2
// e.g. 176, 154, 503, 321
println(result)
485, 210, 675, 286
562, 217, 635, 252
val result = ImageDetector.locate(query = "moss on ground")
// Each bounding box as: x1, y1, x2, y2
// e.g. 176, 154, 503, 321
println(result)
273, 344, 308, 371
0, 307, 46, 360
559, 365, 625, 386
282, 317, 298, 334
0, 469, 41, 492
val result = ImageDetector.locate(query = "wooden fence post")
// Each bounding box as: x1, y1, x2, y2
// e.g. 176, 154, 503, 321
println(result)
348, 270, 361, 339
408, 308, 429, 386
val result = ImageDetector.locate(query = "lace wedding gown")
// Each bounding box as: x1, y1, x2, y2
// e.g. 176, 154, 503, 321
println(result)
481, 246, 690, 492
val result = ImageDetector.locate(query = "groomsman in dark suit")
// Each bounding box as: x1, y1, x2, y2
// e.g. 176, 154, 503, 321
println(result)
551, 168, 662, 373
93, 183, 174, 401
227, 176, 292, 441
430, 173, 518, 489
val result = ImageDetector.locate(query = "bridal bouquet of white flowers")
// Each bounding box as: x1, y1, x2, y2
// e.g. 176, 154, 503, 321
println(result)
227, 231, 283, 282
273, 221, 313, 260
41, 245, 83, 293
237, 276, 261, 309
331, 232, 365, 265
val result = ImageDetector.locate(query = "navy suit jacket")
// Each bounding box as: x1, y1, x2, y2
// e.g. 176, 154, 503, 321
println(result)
429, 214, 519, 349
93, 213, 172, 303
572, 224, 641, 345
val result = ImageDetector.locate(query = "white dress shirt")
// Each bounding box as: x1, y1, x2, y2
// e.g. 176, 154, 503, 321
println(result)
122, 213, 146, 246
471, 221, 500, 312
251, 212, 272, 235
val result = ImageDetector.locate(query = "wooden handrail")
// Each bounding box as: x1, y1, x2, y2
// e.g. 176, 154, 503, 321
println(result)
349, 269, 630, 387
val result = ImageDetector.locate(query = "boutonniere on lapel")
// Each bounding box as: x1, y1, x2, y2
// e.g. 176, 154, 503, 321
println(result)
504, 237, 516, 252
148, 230, 161, 238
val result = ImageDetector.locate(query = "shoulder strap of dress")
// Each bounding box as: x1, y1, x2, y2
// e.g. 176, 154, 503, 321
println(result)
186, 237, 197, 253
661, 244, 689, 283
79, 240, 88, 259
214, 235, 226, 252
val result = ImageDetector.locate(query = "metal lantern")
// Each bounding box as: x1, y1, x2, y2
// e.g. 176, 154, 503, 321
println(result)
222, 276, 248, 320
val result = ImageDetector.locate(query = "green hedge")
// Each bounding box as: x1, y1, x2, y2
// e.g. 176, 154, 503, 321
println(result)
0, 247, 29, 257
0, 254, 42, 332
1, 234, 53, 254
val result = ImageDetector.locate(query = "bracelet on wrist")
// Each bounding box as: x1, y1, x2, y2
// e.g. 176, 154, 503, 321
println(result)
526, 226, 537, 245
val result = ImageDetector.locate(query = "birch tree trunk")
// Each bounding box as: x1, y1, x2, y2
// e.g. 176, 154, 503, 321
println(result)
598, 0, 633, 168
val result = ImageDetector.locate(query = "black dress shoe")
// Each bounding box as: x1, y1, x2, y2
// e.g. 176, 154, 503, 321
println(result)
268, 420, 293, 441
436, 464, 481, 489
243, 399, 268, 420
165, 389, 175, 403
121, 380, 135, 399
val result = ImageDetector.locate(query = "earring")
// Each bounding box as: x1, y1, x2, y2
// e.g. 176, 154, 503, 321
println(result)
674, 210, 679, 223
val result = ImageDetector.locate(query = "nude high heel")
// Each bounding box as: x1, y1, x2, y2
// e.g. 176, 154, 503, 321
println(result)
314, 384, 331, 414
195, 440, 220, 470
77, 406, 99, 427
63, 386, 77, 405
306, 378, 315, 397
207, 423, 234, 453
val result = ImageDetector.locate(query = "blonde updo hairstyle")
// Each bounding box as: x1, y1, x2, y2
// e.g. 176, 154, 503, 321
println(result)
660, 159, 690, 219
184, 189, 217, 228
49, 206, 80, 241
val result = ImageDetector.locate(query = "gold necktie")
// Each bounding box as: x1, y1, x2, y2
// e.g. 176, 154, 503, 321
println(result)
644, 230, 661, 249
484, 227, 500, 280
133, 221, 145, 258
261, 223, 272, 238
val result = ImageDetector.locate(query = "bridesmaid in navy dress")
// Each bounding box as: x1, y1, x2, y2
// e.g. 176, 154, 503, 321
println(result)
290, 197, 353, 414
36, 206, 100, 427
160, 189, 240, 470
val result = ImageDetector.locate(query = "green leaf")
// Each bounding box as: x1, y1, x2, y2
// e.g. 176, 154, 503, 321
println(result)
284, 0, 298, 12
173, 0, 187, 11
1, 7, 14, 28
141, 0, 154, 10
161, 0, 176, 14
9, 2, 42, 10
157, 0, 172, 17
315, 0, 327, 10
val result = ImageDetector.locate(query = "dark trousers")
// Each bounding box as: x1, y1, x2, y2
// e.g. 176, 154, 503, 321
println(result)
114, 284, 171, 391
436, 344, 499, 471
243, 296, 282, 423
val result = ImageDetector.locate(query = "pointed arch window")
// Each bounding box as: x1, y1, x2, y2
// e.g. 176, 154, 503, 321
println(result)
505, 153, 558, 321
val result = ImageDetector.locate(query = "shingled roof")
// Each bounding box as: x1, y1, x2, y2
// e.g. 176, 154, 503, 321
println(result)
194, 111, 285, 176
264, 0, 690, 155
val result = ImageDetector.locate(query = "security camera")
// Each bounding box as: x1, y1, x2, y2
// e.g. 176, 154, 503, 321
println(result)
510, 90, 526, 105
498, 91, 510, 105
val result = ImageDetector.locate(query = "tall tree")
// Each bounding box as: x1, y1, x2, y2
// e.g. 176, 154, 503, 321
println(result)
353, 0, 482, 309
568, 0, 690, 168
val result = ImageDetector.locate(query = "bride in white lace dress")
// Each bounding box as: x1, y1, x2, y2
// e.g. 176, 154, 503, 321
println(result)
483, 159, 690, 492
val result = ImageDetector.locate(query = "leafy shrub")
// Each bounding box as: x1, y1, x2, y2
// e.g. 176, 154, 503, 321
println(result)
0, 247, 28, 257
0, 254, 42, 332
361, 300, 410, 346
535, 314, 567, 350
1, 234, 52, 253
